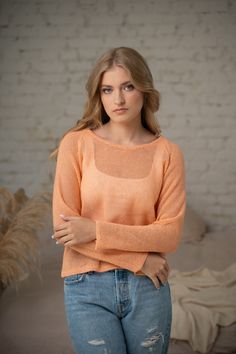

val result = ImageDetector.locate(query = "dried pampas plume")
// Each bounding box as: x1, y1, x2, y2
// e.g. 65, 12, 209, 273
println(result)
0, 187, 51, 293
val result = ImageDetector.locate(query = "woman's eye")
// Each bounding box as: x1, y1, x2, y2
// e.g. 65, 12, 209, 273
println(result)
102, 88, 112, 94
124, 84, 134, 91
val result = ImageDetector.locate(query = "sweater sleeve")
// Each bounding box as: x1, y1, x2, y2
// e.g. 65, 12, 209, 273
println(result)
52, 132, 148, 273
95, 144, 186, 253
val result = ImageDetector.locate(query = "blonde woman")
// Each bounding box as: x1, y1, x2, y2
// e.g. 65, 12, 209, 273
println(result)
51, 47, 186, 354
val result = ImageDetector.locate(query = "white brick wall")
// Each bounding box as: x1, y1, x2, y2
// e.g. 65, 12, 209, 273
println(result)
0, 0, 235, 231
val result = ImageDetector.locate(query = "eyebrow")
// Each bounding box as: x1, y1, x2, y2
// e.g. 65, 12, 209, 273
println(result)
101, 81, 132, 88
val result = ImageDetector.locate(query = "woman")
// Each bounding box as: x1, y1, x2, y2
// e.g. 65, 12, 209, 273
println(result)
51, 47, 186, 354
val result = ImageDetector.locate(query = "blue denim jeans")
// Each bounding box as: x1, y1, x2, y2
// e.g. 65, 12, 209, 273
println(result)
64, 269, 172, 354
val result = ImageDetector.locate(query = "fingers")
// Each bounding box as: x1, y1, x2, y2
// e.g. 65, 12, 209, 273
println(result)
160, 258, 170, 276
156, 261, 169, 284
54, 223, 68, 232
156, 270, 168, 285
61, 215, 80, 220
163, 263, 170, 277
52, 226, 73, 245
150, 276, 161, 289
140, 253, 170, 288
55, 234, 73, 245
52, 229, 68, 240
53, 222, 71, 240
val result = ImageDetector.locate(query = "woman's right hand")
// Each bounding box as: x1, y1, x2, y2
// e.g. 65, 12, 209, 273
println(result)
140, 252, 170, 288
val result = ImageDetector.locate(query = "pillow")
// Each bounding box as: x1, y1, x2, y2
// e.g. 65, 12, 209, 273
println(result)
168, 241, 204, 271
181, 205, 206, 242
168, 230, 236, 272
200, 230, 236, 270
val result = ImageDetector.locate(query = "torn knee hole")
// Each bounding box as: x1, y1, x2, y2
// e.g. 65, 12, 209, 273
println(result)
141, 329, 164, 348
88, 339, 106, 346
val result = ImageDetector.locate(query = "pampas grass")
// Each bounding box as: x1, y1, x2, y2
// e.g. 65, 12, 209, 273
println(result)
0, 187, 51, 293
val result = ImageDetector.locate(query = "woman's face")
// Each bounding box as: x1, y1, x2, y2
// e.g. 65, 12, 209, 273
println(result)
100, 65, 144, 125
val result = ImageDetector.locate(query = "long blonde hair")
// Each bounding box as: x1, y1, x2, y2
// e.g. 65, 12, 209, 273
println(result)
49, 47, 161, 159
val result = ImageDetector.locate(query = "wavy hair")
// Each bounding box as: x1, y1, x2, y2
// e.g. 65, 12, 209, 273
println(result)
50, 47, 161, 159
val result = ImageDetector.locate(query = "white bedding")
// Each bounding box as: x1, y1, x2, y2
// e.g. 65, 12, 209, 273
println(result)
169, 263, 236, 353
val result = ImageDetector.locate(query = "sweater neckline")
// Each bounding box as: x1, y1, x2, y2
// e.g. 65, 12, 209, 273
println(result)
86, 128, 162, 150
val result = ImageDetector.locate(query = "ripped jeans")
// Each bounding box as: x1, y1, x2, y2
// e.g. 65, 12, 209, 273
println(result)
64, 269, 172, 354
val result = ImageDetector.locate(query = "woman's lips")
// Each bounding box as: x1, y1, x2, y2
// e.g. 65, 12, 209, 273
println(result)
113, 108, 128, 114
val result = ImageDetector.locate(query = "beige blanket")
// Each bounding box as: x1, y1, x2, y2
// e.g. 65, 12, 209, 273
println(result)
169, 263, 236, 353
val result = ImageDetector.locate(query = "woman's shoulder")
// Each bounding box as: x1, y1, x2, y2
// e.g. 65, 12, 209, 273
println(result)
59, 128, 89, 151
157, 135, 184, 160
63, 128, 88, 140
158, 135, 182, 150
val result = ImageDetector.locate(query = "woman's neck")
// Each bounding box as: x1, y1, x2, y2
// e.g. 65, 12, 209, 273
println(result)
102, 122, 152, 145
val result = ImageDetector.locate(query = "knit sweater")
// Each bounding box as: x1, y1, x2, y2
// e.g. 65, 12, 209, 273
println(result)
52, 128, 186, 277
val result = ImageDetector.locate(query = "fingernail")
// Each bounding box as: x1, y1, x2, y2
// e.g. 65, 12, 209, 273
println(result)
51, 235, 54, 239
60, 214, 65, 218
56, 241, 59, 244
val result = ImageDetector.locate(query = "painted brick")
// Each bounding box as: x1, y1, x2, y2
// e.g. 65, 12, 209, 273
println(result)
0, 0, 235, 232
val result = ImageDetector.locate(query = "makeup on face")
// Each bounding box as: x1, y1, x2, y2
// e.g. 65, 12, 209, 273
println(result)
100, 66, 143, 123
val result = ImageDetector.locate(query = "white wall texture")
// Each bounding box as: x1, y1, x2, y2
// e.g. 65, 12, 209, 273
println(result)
0, 0, 235, 231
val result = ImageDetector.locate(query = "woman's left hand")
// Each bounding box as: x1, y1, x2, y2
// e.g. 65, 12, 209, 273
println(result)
52, 214, 96, 247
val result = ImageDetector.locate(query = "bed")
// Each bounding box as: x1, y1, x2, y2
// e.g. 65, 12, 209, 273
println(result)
168, 206, 236, 354
0, 204, 235, 354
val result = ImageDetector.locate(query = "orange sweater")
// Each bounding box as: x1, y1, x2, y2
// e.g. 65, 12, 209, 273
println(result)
52, 128, 186, 277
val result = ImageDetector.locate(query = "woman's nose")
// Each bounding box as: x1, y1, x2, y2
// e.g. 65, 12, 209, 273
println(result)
114, 90, 125, 105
